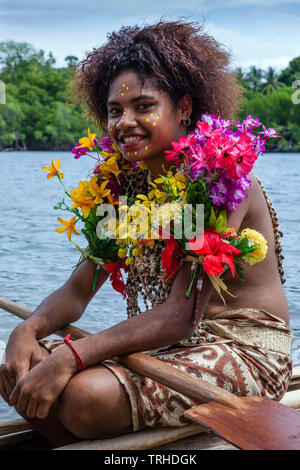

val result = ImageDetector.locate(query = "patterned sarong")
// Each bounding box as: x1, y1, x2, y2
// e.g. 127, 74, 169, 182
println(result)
39, 308, 293, 432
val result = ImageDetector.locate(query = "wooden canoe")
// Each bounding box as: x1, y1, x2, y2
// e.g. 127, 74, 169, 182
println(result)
1, 296, 300, 450
1, 368, 300, 451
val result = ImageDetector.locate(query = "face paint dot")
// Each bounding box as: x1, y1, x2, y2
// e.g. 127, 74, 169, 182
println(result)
146, 118, 149, 122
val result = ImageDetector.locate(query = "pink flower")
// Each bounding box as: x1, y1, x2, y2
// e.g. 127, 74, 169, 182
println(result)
164, 135, 196, 163
72, 143, 87, 159
226, 149, 257, 179
196, 121, 213, 137
213, 136, 236, 170
224, 132, 257, 179
259, 125, 281, 139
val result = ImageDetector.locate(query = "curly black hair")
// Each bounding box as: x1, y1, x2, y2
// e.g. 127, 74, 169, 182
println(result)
72, 20, 242, 133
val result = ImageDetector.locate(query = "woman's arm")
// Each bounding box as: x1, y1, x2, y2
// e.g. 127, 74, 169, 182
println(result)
2, 260, 108, 390
8, 261, 211, 418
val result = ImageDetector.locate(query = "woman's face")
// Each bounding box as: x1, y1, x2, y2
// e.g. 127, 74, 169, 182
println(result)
107, 70, 192, 176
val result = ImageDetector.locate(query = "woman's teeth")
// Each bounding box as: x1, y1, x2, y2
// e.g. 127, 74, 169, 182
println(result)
123, 136, 145, 143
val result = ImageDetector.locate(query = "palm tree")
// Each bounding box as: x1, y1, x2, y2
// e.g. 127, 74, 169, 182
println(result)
245, 66, 264, 93
261, 67, 284, 94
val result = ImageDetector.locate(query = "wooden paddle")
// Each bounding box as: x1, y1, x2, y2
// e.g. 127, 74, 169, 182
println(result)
1, 296, 300, 450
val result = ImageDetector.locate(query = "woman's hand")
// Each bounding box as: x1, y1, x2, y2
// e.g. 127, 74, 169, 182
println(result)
8, 346, 76, 419
0, 324, 44, 403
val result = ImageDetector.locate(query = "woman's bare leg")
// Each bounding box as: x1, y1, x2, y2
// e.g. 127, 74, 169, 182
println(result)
57, 364, 133, 440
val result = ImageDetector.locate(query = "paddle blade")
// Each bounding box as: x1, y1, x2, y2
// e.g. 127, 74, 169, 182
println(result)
185, 396, 300, 450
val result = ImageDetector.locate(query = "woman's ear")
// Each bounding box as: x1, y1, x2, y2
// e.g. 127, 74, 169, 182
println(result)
177, 95, 193, 124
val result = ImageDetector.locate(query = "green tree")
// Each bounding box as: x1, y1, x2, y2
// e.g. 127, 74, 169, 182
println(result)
261, 67, 284, 95
0, 40, 92, 150
279, 57, 300, 87
245, 66, 264, 93
65, 56, 79, 67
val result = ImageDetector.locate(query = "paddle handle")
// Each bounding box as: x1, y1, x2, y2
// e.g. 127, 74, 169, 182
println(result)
0, 296, 239, 408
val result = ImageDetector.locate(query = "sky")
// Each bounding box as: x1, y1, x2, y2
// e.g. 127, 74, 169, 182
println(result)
0, 0, 300, 71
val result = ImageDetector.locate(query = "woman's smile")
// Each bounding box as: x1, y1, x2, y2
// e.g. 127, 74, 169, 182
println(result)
118, 133, 148, 149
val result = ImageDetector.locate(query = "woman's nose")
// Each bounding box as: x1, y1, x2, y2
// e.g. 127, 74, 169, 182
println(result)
116, 107, 137, 130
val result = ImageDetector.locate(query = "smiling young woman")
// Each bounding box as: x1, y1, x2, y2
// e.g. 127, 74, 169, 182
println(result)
0, 20, 292, 447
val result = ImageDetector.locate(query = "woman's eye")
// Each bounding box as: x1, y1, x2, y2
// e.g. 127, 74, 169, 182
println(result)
138, 103, 152, 111
109, 108, 122, 115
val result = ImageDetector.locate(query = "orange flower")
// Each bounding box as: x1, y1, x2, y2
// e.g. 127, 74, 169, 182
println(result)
41, 159, 64, 179
70, 181, 96, 218
55, 217, 80, 242
77, 129, 97, 151
89, 176, 111, 204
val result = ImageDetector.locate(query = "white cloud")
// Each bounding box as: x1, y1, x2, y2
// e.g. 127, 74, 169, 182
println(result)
206, 22, 300, 71
0, 0, 299, 69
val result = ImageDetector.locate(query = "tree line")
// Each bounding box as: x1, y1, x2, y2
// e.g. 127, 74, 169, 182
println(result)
0, 40, 300, 151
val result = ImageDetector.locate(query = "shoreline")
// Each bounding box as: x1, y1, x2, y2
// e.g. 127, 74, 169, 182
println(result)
1, 148, 300, 154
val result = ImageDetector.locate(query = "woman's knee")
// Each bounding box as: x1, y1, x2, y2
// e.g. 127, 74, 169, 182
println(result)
57, 365, 132, 439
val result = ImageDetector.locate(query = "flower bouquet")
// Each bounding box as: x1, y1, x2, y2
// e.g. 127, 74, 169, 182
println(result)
41, 114, 280, 301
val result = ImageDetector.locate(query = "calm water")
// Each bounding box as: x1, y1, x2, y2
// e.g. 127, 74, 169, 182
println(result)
0, 151, 299, 419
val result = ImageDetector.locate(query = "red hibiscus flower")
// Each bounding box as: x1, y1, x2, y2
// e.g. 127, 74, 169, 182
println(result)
104, 260, 129, 297
161, 237, 182, 281
188, 229, 241, 276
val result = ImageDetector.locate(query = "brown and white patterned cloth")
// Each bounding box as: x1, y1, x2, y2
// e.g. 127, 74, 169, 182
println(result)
39, 308, 293, 432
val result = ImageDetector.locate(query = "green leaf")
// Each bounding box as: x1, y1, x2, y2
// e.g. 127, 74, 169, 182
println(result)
215, 209, 227, 232
208, 207, 217, 228
235, 263, 245, 281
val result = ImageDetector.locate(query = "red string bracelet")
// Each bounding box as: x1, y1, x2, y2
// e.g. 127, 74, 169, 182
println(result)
63, 334, 84, 371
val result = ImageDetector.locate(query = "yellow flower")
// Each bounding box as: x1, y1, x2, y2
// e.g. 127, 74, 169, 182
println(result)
100, 156, 121, 178
100, 143, 121, 161
135, 194, 153, 212
138, 161, 148, 170
148, 188, 168, 204
168, 172, 186, 196
240, 228, 268, 265
77, 128, 97, 151
55, 217, 80, 242
132, 247, 141, 257
150, 171, 186, 199
41, 159, 64, 179
118, 247, 127, 258
70, 180, 96, 218
89, 176, 111, 204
